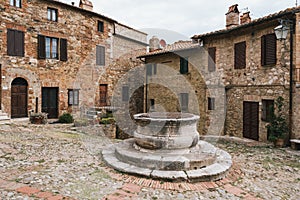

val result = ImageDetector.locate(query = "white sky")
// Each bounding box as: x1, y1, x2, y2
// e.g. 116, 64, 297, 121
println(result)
62, 0, 296, 43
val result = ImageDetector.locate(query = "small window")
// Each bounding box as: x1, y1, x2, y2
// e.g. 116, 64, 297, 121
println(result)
150, 99, 155, 111
7, 29, 24, 57
234, 41, 246, 69
47, 8, 58, 22
180, 57, 188, 74
98, 21, 104, 32
261, 33, 277, 66
146, 64, 157, 76
208, 97, 215, 110
122, 86, 129, 102
96, 45, 105, 66
68, 89, 79, 106
262, 100, 274, 122
10, 0, 21, 8
45, 37, 58, 59
208, 47, 216, 72
180, 93, 189, 112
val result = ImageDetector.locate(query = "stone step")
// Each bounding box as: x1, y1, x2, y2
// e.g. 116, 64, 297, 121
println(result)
0, 110, 10, 124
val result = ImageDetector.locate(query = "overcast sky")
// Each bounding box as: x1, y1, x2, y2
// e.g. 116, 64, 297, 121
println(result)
62, 0, 296, 43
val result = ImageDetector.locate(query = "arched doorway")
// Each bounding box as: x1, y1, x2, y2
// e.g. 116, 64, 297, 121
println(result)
11, 77, 28, 118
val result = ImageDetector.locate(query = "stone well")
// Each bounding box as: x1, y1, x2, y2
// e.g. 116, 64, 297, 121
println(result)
102, 112, 232, 182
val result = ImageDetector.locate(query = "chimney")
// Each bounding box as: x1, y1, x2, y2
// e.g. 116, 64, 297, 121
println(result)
149, 36, 161, 52
71, 2, 75, 6
226, 4, 240, 29
79, 0, 93, 11
240, 12, 251, 24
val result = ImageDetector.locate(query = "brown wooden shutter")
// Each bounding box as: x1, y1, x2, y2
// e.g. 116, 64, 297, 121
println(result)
261, 34, 276, 66
7, 29, 15, 56
234, 41, 246, 69
15, 30, 24, 57
60, 38, 68, 61
38, 35, 46, 59
208, 47, 216, 72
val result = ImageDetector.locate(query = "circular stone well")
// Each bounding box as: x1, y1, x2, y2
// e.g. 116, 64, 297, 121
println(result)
102, 112, 232, 182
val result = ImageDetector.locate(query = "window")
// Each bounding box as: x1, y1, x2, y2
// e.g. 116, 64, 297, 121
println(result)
262, 100, 274, 122
261, 33, 277, 66
146, 64, 157, 76
10, 0, 21, 8
98, 21, 104, 32
7, 29, 24, 57
208, 97, 215, 110
234, 41, 246, 69
68, 89, 79, 106
47, 8, 58, 22
122, 86, 129, 102
180, 57, 188, 74
180, 93, 189, 112
38, 35, 67, 61
208, 47, 216, 72
96, 45, 105, 66
150, 99, 155, 111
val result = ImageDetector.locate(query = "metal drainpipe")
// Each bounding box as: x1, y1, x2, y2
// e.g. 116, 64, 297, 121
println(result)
289, 19, 294, 140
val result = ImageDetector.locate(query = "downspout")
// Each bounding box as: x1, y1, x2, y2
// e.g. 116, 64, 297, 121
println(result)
289, 18, 294, 140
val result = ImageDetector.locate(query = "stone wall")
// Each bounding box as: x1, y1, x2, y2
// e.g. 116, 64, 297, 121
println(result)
0, 0, 146, 118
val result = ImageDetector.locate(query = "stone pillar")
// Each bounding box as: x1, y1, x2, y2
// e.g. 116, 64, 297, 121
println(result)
149, 36, 161, 52
226, 4, 240, 29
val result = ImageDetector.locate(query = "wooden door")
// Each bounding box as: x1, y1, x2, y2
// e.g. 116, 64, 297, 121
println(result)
243, 101, 259, 141
42, 87, 58, 118
11, 78, 28, 118
100, 84, 108, 106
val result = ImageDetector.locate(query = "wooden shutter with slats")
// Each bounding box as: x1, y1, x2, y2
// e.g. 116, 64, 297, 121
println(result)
261, 33, 277, 66
96, 45, 105, 66
234, 41, 246, 69
7, 29, 15, 56
60, 38, 68, 61
38, 35, 46, 59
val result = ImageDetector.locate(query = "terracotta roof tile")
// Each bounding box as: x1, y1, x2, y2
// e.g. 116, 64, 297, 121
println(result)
138, 41, 200, 58
193, 6, 300, 39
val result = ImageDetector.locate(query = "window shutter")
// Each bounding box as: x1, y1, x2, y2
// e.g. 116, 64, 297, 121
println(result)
15, 30, 24, 57
234, 41, 246, 69
60, 38, 68, 61
261, 35, 265, 66
38, 35, 46, 59
180, 57, 188, 74
261, 34, 276, 66
96, 45, 105, 66
208, 47, 216, 72
7, 29, 15, 56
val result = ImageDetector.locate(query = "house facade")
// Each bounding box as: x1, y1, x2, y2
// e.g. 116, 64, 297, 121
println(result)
0, 0, 147, 119
140, 5, 300, 141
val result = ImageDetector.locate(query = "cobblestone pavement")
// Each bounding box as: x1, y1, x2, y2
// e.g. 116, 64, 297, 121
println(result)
0, 121, 299, 200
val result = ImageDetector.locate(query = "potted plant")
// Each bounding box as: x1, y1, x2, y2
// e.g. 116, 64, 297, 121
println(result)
29, 112, 48, 124
266, 96, 289, 147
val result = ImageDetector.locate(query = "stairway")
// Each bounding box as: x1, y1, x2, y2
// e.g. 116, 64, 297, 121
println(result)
0, 110, 10, 124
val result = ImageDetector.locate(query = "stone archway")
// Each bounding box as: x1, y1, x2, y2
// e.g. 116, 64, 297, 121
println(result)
11, 77, 28, 118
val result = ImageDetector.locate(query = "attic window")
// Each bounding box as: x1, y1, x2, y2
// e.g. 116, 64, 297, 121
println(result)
10, 0, 21, 8
98, 21, 104, 32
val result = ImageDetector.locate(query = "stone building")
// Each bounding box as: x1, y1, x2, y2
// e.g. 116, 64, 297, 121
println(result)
140, 5, 300, 141
0, 0, 147, 119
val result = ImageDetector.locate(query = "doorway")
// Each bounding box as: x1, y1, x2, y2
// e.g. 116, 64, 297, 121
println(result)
11, 78, 28, 118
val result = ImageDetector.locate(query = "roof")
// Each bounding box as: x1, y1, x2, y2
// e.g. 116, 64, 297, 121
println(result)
192, 6, 300, 39
43, 0, 147, 35
138, 41, 200, 58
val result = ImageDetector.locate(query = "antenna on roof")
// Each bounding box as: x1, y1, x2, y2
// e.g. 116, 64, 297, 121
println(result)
240, 7, 249, 13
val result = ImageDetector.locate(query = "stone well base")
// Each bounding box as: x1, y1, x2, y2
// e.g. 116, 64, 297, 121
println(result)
102, 139, 232, 182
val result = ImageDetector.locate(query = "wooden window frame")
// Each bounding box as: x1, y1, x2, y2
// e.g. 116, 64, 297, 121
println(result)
68, 89, 79, 106
208, 47, 216, 72
208, 97, 215, 111
10, 0, 21, 8
47, 7, 58, 22
45, 37, 59, 59
261, 33, 277, 66
180, 57, 189, 74
98, 21, 104, 32
262, 99, 274, 122
234, 41, 246, 69
7, 29, 24, 57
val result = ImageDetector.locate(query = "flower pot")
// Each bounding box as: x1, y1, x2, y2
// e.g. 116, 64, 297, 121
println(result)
274, 138, 285, 148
